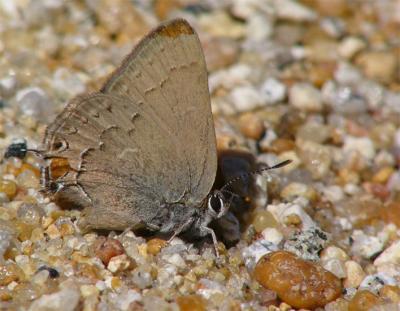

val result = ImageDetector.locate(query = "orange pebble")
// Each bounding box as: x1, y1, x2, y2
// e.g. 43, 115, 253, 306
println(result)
254, 251, 342, 309
0, 180, 17, 199
94, 237, 125, 265
348, 290, 381, 311
176, 295, 206, 311
147, 238, 167, 255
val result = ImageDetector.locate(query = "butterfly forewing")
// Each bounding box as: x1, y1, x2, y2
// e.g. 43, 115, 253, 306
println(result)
101, 19, 217, 205
42, 19, 217, 230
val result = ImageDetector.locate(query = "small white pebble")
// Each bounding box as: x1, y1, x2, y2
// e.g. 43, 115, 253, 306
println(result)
351, 230, 385, 259
107, 254, 131, 273
95, 280, 106, 291
289, 83, 322, 112
165, 253, 186, 269
259, 78, 286, 105
374, 240, 400, 266
320, 246, 349, 261
261, 228, 283, 245
322, 185, 344, 203
230, 86, 262, 112
338, 36, 366, 59
322, 259, 346, 279
343, 136, 376, 161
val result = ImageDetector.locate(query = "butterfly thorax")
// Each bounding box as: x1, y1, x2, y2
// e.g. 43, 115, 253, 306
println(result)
149, 199, 213, 238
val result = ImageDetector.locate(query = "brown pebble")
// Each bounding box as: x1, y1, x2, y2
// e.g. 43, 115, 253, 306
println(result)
94, 237, 125, 265
14, 221, 36, 241
238, 113, 265, 140
381, 201, 400, 227
372, 166, 394, 184
315, 0, 349, 17
254, 251, 342, 309
348, 290, 381, 311
356, 51, 398, 84
365, 182, 390, 200
266, 138, 295, 154
380, 285, 400, 303
176, 294, 206, 311
147, 238, 167, 255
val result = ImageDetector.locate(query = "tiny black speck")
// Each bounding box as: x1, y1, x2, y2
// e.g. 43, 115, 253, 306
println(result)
4, 139, 27, 159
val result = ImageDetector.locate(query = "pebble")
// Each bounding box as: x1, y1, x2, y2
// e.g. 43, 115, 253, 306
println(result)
320, 246, 349, 262
381, 202, 400, 227
280, 182, 318, 202
338, 36, 366, 59
322, 185, 344, 202
252, 210, 278, 232
259, 78, 286, 105
107, 254, 133, 273
343, 136, 376, 161
351, 230, 385, 259
230, 86, 263, 112
289, 83, 323, 112
131, 265, 153, 289
203, 37, 239, 72
147, 238, 167, 255
322, 81, 367, 115
94, 237, 125, 266
283, 227, 330, 261
16, 87, 53, 122
242, 240, 279, 270
28, 280, 80, 311
0, 179, 17, 199
246, 14, 273, 41
348, 290, 381, 311
254, 251, 342, 309
261, 228, 283, 245
343, 261, 366, 288
296, 122, 331, 144
322, 258, 346, 278
176, 295, 206, 311
267, 200, 316, 230
356, 51, 398, 84
238, 113, 265, 140
165, 253, 186, 269
208, 64, 252, 93
199, 11, 246, 39
374, 240, 400, 267
274, 0, 317, 22
0, 262, 24, 286
360, 274, 397, 294
380, 285, 400, 303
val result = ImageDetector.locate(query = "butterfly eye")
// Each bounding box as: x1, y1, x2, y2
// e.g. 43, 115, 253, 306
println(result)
208, 193, 224, 217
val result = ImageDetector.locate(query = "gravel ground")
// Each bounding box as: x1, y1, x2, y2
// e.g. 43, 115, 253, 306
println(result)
0, 0, 400, 310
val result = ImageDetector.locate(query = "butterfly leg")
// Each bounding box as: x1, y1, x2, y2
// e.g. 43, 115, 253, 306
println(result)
200, 226, 220, 258
168, 217, 194, 243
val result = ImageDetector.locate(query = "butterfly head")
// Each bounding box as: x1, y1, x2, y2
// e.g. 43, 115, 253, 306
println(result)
205, 190, 229, 220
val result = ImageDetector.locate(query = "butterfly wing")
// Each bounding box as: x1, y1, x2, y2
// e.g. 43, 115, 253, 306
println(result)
101, 18, 217, 206
42, 19, 217, 230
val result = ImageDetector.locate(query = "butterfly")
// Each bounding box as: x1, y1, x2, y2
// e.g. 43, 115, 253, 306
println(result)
38, 19, 290, 256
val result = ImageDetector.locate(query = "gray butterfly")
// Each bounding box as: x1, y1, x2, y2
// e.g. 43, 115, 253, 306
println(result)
40, 19, 228, 252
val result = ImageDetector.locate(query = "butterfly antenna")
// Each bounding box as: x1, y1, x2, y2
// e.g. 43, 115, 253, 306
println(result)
27, 149, 44, 157
220, 159, 292, 192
